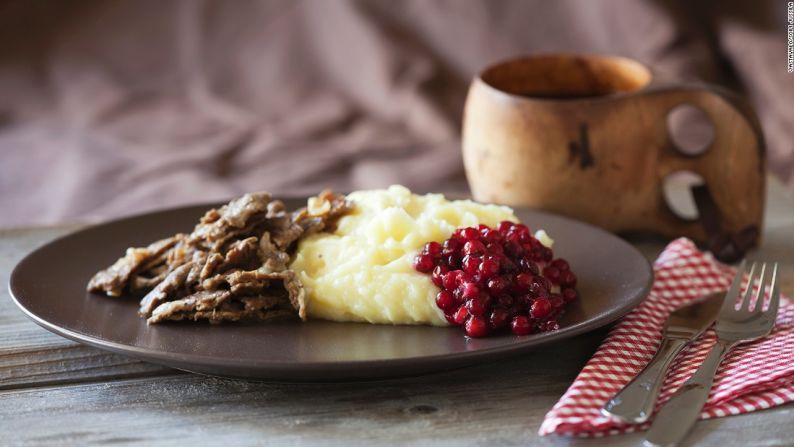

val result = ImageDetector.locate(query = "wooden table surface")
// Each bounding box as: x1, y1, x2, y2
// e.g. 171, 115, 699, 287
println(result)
2, 179, 793, 447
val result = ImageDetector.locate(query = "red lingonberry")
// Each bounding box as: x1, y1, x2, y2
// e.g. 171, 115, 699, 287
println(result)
431, 265, 449, 287
465, 315, 489, 337
511, 316, 533, 335
549, 294, 564, 311
460, 282, 480, 299
489, 308, 510, 329
418, 223, 579, 338
452, 306, 469, 325
543, 266, 561, 284
462, 255, 481, 275
487, 276, 509, 295
435, 290, 456, 312
530, 298, 552, 319
412, 253, 434, 273
561, 270, 577, 287
497, 221, 514, 234
442, 238, 462, 256
424, 241, 442, 257
442, 270, 462, 290
465, 297, 488, 316
519, 257, 539, 275
562, 287, 578, 303
551, 258, 570, 271
479, 258, 500, 279
445, 254, 461, 269
481, 228, 502, 244
461, 227, 480, 241
514, 272, 534, 293
463, 240, 486, 256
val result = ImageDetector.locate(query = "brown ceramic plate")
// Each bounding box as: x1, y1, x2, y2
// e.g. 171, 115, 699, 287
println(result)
9, 198, 652, 381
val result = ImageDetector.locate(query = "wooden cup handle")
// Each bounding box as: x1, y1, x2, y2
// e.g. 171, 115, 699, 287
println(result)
651, 83, 765, 261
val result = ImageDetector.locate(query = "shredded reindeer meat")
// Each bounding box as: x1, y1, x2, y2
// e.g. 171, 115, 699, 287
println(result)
87, 236, 180, 297
87, 190, 351, 324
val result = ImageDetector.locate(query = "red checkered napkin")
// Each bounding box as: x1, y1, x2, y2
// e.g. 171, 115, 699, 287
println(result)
540, 238, 794, 437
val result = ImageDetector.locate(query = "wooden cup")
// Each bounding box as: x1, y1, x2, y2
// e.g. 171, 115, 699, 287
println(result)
462, 54, 765, 261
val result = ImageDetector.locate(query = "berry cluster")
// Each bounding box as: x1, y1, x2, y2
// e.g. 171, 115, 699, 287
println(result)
413, 221, 578, 337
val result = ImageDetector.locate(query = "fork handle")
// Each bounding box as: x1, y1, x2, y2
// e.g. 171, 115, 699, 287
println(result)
603, 336, 689, 423
644, 339, 736, 447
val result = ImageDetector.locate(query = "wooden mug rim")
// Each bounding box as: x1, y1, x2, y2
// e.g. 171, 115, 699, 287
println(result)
476, 53, 654, 104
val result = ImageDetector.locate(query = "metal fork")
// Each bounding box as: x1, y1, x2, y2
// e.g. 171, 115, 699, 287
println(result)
644, 261, 781, 447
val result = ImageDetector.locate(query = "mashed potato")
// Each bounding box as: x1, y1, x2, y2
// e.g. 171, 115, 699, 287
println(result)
289, 185, 519, 326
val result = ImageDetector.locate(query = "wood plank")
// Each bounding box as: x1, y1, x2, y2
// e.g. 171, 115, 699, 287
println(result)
0, 333, 595, 446
0, 227, 177, 389
0, 343, 179, 391
0, 342, 791, 447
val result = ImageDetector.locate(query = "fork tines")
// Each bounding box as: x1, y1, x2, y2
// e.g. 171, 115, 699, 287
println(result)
727, 261, 780, 315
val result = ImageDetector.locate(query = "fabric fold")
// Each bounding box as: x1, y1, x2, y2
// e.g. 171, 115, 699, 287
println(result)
540, 238, 794, 437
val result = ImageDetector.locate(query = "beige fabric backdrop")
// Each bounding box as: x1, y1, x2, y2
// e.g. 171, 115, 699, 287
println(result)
1, 0, 792, 228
